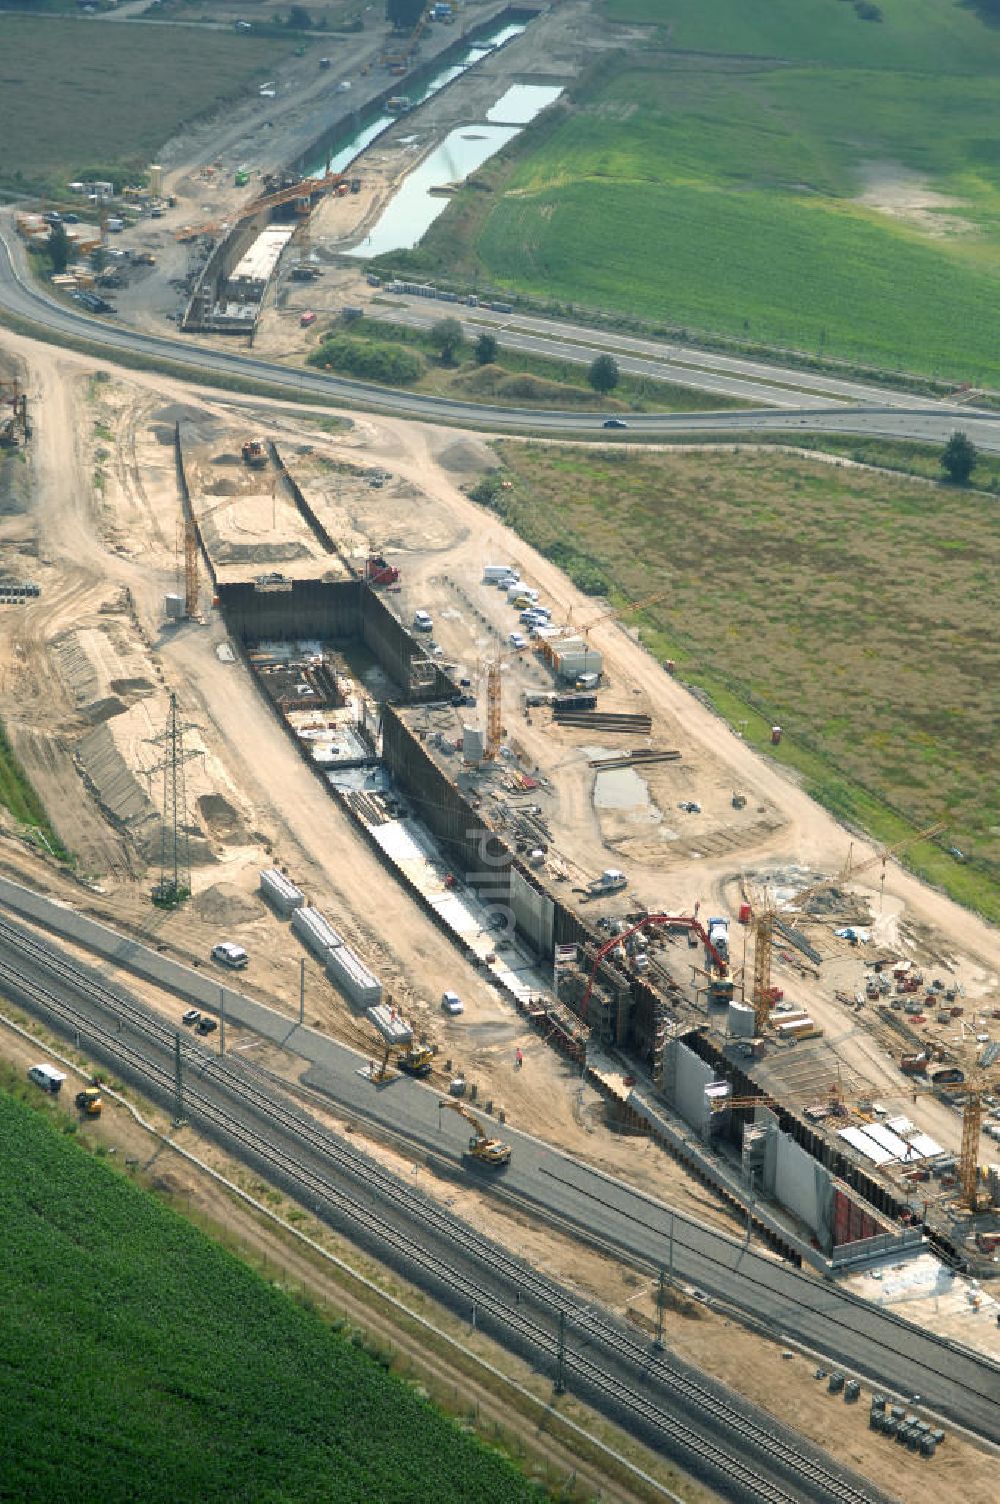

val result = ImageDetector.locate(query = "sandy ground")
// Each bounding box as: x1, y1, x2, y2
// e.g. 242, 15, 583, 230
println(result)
3, 325, 999, 1211
2, 315, 1000, 1499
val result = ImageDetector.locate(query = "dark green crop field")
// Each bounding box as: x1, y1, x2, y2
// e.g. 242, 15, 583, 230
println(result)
0, 17, 286, 192
391, 0, 1000, 383
0, 1089, 540, 1504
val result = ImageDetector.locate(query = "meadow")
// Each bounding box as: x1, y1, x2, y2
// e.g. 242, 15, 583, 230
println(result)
488, 441, 1000, 920
0, 1089, 540, 1503
395, 0, 1000, 383
307, 314, 746, 410
0, 17, 285, 193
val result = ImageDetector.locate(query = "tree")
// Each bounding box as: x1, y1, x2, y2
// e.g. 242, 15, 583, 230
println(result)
47, 222, 71, 276
587, 353, 620, 394
474, 331, 498, 366
286, 5, 311, 27
429, 317, 464, 365
941, 430, 976, 485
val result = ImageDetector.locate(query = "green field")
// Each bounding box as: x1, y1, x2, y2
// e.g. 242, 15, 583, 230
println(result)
0, 18, 285, 192
389, 0, 1000, 383
486, 441, 1000, 919
0, 1086, 541, 1504
307, 314, 747, 410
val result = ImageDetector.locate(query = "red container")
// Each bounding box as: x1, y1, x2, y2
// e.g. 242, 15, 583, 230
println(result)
738, 902, 751, 925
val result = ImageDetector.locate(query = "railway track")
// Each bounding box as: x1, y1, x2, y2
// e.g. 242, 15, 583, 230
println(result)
0, 916, 890, 1504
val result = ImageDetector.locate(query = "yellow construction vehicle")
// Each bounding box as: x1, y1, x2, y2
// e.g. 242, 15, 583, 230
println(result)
438, 1099, 511, 1166
75, 1086, 103, 1118
371, 1039, 433, 1083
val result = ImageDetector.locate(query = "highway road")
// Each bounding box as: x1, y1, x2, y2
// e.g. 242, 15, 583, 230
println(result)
4, 221, 1000, 450
373, 298, 976, 412
0, 910, 891, 1504
0, 893, 997, 1449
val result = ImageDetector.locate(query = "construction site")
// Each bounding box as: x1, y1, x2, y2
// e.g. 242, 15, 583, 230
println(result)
2, 5, 1000, 1499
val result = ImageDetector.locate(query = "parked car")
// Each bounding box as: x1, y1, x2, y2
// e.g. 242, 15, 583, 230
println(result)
507, 631, 527, 649
182, 1008, 202, 1026
211, 941, 248, 970
441, 991, 464, 1016
197, 1017, 218, 1035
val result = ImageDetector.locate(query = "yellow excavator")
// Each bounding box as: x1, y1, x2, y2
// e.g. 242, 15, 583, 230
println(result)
438, 1099, 511, 1166
75, 1085, 103, 1118
371, 1038, 433, 1083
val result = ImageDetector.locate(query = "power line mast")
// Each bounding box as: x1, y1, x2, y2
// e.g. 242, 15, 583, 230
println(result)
149, 693, 199, 909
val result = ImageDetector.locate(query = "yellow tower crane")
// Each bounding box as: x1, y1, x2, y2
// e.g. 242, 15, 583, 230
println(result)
748, 821, 946, 1035
574, 587, 671, 641
483, 639, 531, 761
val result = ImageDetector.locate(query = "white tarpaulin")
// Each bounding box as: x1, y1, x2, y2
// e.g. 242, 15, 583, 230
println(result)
838, 1126, 895, 1167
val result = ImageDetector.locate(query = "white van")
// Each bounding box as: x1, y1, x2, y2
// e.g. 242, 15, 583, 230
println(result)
28, 1063, 67, 1094
412, 609, 433, 632
484, 564, 518, 586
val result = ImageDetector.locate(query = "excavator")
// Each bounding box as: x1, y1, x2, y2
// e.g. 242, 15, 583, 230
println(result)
438, 1099, 511, 1166
371, 1038, 433, 1083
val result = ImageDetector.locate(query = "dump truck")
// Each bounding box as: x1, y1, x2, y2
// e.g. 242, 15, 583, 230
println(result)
241, 438, 267, 468
366, 554, 400, 586
75, 1086, 103, 1117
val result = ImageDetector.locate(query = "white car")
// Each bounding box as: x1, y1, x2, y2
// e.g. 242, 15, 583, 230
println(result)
507, 631, 527, 649
441, 991, 464, 1015
212, 941, 248, 970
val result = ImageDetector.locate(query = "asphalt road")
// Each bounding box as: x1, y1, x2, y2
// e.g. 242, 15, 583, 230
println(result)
4, 222, 1000, 450
0, 881, 996, 1446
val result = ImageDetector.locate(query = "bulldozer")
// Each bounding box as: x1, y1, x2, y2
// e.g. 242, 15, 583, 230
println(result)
75, 1086, 103, 1118
241, 438, 267, 469
439, 1098, 511, 1166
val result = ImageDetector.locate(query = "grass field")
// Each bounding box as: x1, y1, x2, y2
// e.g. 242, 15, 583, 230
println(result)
0, 18, 285, 193
391, 1, 1000, 383
487, 441, 1000, 920
0, 1086, 541, 1504
307, 314, 747, 410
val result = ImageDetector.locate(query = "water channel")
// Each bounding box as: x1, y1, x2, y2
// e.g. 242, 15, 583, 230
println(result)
300, 19, 529, 181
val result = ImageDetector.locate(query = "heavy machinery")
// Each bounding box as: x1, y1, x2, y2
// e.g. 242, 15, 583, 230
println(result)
746, 821, 946, 1034
580, 913, 728, 1020
483, 639, 533, 760
575, 587, 670, 641
371, 1040, 433, 1083
176, 170, 344, 243
75, 1086, 103, 1117
0, 380, 28, 448
365, 553, 400, 587
438, 1099, 511, 1165
241, 438, 267, 468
